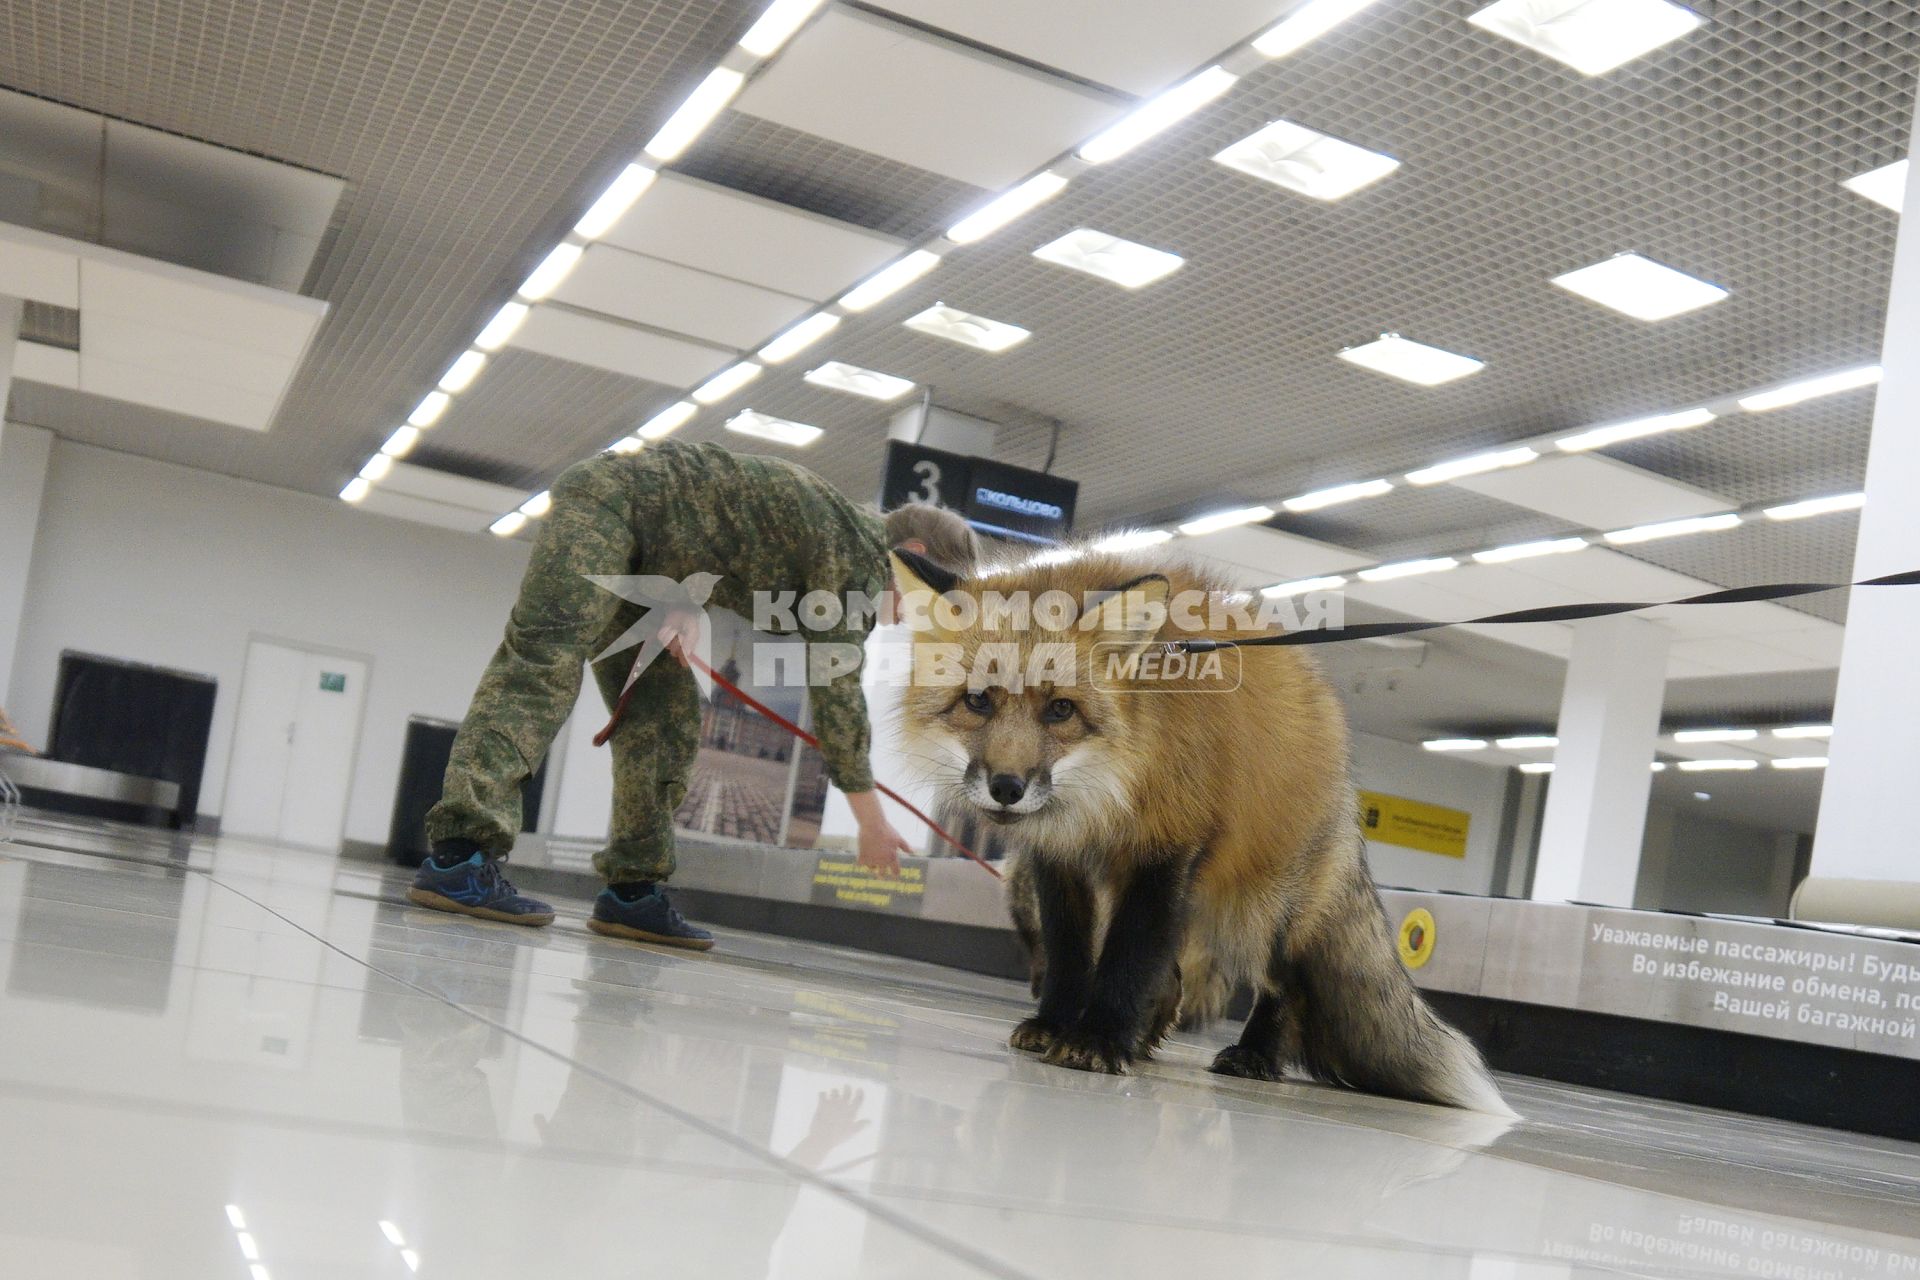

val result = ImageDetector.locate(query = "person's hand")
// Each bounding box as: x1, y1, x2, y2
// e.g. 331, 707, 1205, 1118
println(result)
658, 609, 701, 666
857, 817, 910, 878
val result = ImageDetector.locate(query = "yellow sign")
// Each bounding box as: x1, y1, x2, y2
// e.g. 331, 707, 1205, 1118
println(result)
810, 855, 927, 913
1358, 790, 1469, 858
1398, 908, 1437, 969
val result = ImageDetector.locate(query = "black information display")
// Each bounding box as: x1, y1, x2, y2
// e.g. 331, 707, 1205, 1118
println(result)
879, 440, 1078, 543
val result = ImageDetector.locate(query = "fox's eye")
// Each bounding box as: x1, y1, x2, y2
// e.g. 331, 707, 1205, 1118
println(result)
1042, 697, 1076, 724
961, 690, 993, 716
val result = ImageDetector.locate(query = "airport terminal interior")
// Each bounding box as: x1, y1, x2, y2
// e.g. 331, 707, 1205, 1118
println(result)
3, 0, 1920, 1275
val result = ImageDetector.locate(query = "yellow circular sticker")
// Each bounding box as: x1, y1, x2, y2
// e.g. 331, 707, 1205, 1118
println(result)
1398, 908, 1437, 969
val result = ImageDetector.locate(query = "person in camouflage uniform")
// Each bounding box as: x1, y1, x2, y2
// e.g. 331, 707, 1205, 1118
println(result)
408, 439, 978, 950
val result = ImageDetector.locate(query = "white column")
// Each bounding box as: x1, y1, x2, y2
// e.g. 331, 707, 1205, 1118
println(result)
1531, 615, 1670, 905
1813, 119, 1920, 880
0, 295, 44, 706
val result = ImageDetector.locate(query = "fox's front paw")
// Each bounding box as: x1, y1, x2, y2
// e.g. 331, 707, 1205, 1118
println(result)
1009, 1016, 1063, 1054
1209, 1043, 1285, 1082
1042, 1026, 1134, 1075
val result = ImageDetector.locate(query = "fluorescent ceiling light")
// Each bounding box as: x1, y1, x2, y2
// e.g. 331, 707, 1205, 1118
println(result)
1518, 761, 1555, 774
408, 391, 451, 427
1253, 0, 1388, 58
1602, 512, 1740, 544
573, 164, 656, 239
1178, 505, 1274, 536
1773, 724, 1833, 740
474, 301, 530, 351
340, 477, 370, 503
1651, 762, 1668, 772
1215, 119, 1400, 201
738, 0, 828, 57
1496, 735, 1558, 749
1424, 738, 1487, 752
1765, 492, 1865, 521
1406, 446, 1538, 486
839, 250, 941, 312
757, 312, 840, 363
692, 361, 762, 404
358, 454, 393, 482
902, 304, 1030, 353
948, 171, 1070, 245
1677, 758, 1758, 772
437, 350, 487, 393
1033, 228, 1184, 289
1359, 556, 1459, 581
1843, 158, 1908, 213
516, 242, 583, 301
1737, 365, 1882, 412
610, 436, 644, 454
519, 491, 552, 518
1093, 528, 1174, 552
490, 511, 528, 537
1078, 66, 1238, 165
1338, 334, 1482, 386
1551, 253, 1728, 321
381, 426, 420, 458
1673, 728, 1758, 743
1555, 406, 1715, 452
1771, 757, 1829, 770
639, 400, 698, 440
804, 361, 916, 401
1282, 478, 1393, 512
1262, 574, 1347, 597
1473, 536, 1588, 563
644, 67, 744, 161
727, 409, 823, 448
1467, 0, 1704, 77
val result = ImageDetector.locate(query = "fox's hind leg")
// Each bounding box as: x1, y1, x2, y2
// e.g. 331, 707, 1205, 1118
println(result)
1041, 859, 1187, 1075
1210, 987, 1305, 1083
1009, 856, 1095, 1056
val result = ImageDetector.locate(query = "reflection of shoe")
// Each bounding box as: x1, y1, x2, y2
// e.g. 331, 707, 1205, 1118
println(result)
588, 886, 714, 951
407, 854, 555, 926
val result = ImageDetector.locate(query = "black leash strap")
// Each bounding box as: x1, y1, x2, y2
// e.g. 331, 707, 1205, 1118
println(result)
1174, 569, 1920, 651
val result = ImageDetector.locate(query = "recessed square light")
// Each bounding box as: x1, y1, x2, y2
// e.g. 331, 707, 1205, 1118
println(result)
1844, 158, 1908, 213
726, 409, 822, 448
1338, 334, 1483, 386
1467, 0, 1703, 76
804, 361, 916, 402
903, 305, 1031, 353
1214, 120, 1399, 201
1552, 253, 1727, 320
1032, 229, 1184, 289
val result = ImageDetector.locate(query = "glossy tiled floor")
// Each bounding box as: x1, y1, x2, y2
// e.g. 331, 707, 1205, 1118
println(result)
3, 812, 1918, 1279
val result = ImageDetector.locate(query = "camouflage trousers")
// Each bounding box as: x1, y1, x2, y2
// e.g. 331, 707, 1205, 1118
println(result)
425, 454, 700, 883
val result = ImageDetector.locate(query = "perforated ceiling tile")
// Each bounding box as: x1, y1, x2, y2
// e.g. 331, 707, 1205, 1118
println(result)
731, 6, 1126, 188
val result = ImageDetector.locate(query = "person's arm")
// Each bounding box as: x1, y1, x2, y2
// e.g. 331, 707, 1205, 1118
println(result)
808, 637, 910, 876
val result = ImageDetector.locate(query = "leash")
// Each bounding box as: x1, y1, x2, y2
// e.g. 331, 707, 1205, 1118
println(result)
594, 649, 999, 879
1172, 568, 1920, 650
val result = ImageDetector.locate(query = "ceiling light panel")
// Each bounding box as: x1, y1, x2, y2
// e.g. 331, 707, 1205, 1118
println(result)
727, 409, 823, 447
407, 391, 450, 427
473, 302, 529, 351
1359, 556, 1458, 581
1338, 335, 1482, 386
572, 164, 656, 240
645, 67, 746, 162
757, 312, 841, 363
516, 242, 583, 301
1773, 724, 1833, 739
1283, 478, 1394, 512
804, 361, 916, 401
1214, 120, 1400, 201
948, 172, 1070, 245
437, 350, 487, 393
903, 304, 1031, 352
1473, 537, 1588, 563
1602, 512, 1741, 544
639, 400, 698, 440
692, 362, 762, 404
1844, 158, 1908, 213
1254, 0, 1389, 58
1263, 574, 1348, 597
1178, 505, 1274, 536
1405, 446, 1538, 486
1551, 253, 1728, 320
1467, 0, 1704, 77
1676, 758, 1758, 772
1094, 529, 1174, 552
1496, 735, 1558, 749
739, 0, 829, 57
1764, 493, 1865, 521
1673, 728, 1757, 743
1556, 407, 1715, 452
1737, 365, 1881, 412
1078, 67, 1238, 165
1032, 229, 1184, 289
1771, 757, 1828, 770
840, 250, 942, 312
1423, 738, 1487, 752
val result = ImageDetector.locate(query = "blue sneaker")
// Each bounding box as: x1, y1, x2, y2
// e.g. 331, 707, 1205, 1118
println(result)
408, 853, 555, 927
588, 886, 714, 951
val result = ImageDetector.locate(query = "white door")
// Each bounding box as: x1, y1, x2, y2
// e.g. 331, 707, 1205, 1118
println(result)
223, 641, 368, 849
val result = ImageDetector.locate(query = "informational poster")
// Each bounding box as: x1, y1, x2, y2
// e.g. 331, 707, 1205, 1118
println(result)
1358, 789, 1470, 858
671, 610, 808, 847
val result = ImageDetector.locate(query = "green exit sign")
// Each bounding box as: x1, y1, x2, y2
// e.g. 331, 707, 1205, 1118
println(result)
319, 672, 347, 693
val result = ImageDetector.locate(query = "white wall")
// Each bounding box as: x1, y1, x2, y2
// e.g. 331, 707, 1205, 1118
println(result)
1352, 732, 1513, 894
0, 422, 53, 700
11, 440, 530, 843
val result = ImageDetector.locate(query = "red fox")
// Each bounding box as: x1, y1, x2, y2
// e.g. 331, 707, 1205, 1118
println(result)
890, 546, 1511, 1115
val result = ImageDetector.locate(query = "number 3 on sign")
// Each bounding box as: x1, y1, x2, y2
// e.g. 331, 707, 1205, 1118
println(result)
909, 459, 941, 505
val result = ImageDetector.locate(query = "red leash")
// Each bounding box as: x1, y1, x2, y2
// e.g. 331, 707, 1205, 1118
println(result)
595, 650, 999, 879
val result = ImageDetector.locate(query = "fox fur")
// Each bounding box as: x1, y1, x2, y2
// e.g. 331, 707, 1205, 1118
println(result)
890, 547, 1512, 1115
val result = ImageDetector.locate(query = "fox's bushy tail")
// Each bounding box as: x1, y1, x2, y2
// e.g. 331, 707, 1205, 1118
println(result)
1286, 845, 1514, 1117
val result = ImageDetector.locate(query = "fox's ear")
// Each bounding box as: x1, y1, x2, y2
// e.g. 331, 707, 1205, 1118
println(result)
891, 546, 960, 595
1084, 573, 1170, 656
